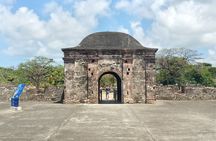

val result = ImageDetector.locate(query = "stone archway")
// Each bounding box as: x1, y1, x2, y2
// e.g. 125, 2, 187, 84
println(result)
98, 71, 122, 104
62, 32, 158, 104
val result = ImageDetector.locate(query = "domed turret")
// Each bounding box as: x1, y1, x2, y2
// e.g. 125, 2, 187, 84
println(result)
76, 32, 145, 49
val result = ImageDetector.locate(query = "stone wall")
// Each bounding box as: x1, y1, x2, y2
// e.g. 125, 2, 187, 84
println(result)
0, 84, 16, 101
156, 85, 216, 100
1, 84, 215, 102
0, 84, 64, 102
63, 49, 157, 104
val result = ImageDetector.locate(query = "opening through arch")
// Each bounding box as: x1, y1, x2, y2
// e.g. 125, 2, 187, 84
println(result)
98, 72, 122, 104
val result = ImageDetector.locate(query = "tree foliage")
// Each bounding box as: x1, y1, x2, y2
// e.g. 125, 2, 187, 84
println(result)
0, 57, 65, 89
156, 48, 216, 87
0, 67, 17, 84
0, 51, 215, 90
47, 65, 64, 87
184, 64, 215, 87
100, 74, 116, 88
156, 57, 187, 86
17, 56, 54, 91
157, 47, 202, 62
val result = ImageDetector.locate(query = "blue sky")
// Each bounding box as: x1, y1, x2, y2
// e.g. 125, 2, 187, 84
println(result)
0, 0, 216, 67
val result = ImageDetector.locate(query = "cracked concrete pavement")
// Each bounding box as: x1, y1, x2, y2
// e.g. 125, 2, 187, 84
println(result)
0, 100, 215, 141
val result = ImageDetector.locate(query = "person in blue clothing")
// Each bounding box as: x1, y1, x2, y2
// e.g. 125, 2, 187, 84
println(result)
105, 86, 110, 100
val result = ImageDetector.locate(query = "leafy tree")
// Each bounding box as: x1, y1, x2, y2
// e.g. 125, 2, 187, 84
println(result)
200, 68, 214, 86
209, 66, 216, 85
17, 56, 54, 92
208, 66, 216, 76
15, 66, 30, 84
156, 48, 216, 87
184, 65, 206, 85
156, 56, 187, 87
47, 65, 64, 87
0, 57, 65, 89
156, 48, 198, 87
157, 47, 202, 62
0, 67, 17, 84
100, 74, 116, 88
195, 64, 215, 86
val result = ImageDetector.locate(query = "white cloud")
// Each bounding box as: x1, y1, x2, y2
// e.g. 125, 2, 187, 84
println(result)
115, 0, 216, 66
115, 0, 130, 9
115, 0, 153, 19
0, 0, 16, 7
208, 48, 216, 56
117, 26, 129, 34
152, 1, 216, 65
198, 47, 216, 66
0, 0, 111, 63
202, 32, 216, 44
130, 21, 148, 46
117, 21, 160, 49
115, 0, 166, 19
1, 0, 216, 66
130, 21, 160, 49
73, 0, 111, 27
0, 5, 47, 55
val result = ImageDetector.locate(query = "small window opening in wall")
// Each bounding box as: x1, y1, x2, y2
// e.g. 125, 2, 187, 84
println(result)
127, 91, 129, 95
127, 72, 129, 75
88, 68, 91, 71
91, 72, 93, 76
92, 59, 95, 63
127, 68, 130, 71
125, 60, 128, 63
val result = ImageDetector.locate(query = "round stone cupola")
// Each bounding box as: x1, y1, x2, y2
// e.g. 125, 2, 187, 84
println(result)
77, 32, 145, 49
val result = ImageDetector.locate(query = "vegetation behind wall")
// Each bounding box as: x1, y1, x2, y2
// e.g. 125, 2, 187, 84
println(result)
156, 48, 216, 88
0, 56, 64, 90
0, 48, 215, 92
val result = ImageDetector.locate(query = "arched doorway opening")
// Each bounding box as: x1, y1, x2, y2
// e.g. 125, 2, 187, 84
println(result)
98, 72, 122, 104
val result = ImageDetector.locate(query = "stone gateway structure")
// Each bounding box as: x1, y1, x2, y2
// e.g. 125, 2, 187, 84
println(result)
62, 32, 157, 104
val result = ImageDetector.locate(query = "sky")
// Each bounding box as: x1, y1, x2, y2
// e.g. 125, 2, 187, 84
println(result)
0, 0, 216, 67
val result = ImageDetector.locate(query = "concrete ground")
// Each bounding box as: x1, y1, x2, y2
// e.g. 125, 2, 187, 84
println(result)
0, 101, 215, 141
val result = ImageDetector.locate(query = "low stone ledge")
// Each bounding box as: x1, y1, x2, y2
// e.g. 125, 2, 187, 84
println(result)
156, 85, 216, 100
0, 84, 64, 102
